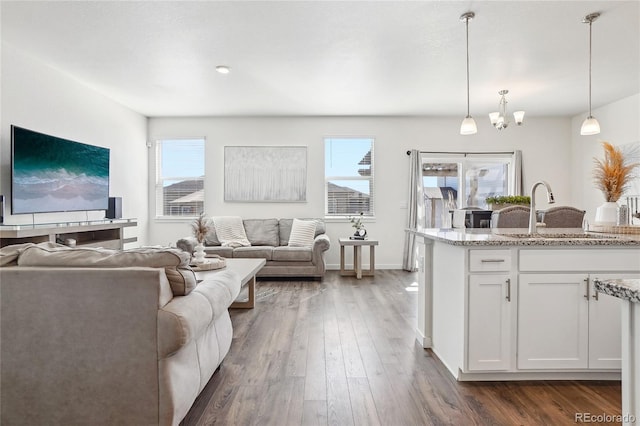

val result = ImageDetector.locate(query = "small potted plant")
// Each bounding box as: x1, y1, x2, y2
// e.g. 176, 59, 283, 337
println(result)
485, 195, 531, 210
349, 212, 367, 239
191, 212, 211, 263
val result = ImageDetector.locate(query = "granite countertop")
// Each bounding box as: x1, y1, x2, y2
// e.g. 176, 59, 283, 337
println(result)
408, 227, 640, 247
594, 278, 640, 303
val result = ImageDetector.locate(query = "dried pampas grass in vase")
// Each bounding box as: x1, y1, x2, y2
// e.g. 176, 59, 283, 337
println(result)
191, 213, 211, 263
593, 142, 640, 224
593, 142, 639, 202
191, 212, 211, 243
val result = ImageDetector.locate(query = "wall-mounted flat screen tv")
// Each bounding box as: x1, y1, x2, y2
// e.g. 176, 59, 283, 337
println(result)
11, 126, 110, 214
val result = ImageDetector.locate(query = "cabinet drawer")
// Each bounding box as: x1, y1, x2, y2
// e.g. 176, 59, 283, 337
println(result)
520, 249, 640, 272
469, 250, 511, 272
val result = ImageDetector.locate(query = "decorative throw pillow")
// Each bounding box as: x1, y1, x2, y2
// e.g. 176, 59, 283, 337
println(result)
212, 216, 251, 248
243, 218, 279, 246
288, 219, 317, 247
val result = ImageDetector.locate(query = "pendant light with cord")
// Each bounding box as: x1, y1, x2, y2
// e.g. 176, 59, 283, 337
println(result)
580, 12, 601, 136
460, 11, 477, 135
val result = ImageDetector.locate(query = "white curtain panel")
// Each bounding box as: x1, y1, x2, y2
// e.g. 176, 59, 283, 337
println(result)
512, 150, 523, 195
402, 150, 422, 272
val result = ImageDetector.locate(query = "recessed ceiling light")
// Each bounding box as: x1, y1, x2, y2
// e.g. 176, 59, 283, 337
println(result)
215, 65, 231, 74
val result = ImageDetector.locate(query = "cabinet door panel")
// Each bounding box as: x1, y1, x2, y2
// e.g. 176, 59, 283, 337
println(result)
468, 274, 512, 371
518, 274, 589, 369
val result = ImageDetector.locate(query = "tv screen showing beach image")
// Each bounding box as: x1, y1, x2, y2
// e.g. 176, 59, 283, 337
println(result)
11, 126, 110, 214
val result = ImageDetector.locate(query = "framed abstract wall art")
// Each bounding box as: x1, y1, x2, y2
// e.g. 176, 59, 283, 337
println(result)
224, 146, 307, 202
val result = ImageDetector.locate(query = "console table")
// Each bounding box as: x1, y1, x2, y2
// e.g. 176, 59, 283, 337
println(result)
339, 238, 379, 279
0, 219, 137, 249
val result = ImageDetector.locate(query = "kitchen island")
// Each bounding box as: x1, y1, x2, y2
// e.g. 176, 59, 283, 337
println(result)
594, 278, 640, 425
410, 227, 640, 381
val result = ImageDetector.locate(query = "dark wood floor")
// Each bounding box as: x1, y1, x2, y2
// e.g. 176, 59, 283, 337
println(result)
181, 270, 622, 426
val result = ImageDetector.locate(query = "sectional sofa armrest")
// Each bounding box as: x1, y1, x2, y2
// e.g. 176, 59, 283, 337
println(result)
176, 236, 198, 254
312, 233, 330, 268
157, 270, 240, 358
313, 234, 331, 253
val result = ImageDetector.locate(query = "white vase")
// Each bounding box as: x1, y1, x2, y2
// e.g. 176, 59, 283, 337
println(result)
193, 243, 206, 264
594, 201, 619, 225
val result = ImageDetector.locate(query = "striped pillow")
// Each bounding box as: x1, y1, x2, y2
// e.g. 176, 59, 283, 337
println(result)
288, 219, 317, 247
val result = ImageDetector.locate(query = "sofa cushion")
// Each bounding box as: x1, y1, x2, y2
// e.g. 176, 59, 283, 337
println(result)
17, 245, 197, 296
279, 218, 324, 245
212, 216, 251, 247
204, 227, 221, 246
288, 219, 316, 247
243, 218, 279, 246
233, 246, 273, 260
272, 246, 313, 262
204, 246, 234, 258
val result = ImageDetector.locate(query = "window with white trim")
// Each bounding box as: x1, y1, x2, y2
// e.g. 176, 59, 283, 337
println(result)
324, 138, 374, 217
155, 138, 205, 217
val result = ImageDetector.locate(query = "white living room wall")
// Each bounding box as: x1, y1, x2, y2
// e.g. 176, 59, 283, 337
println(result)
0, 43, 149, 245
570, 93, 640, 224
148, 115, 571, 269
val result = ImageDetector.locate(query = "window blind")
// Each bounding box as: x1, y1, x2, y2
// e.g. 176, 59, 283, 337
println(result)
155, 138, 205, 217
324, 138, 375, 217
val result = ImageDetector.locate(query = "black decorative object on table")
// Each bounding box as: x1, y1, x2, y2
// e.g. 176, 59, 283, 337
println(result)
349, 212, 367, 239
350, 227, 367, 240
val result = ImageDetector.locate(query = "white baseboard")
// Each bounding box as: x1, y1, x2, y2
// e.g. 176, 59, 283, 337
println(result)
326, 263, 404, 270
415, 329, 432, 348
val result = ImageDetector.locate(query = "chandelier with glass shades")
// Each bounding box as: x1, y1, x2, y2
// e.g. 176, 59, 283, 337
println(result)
489, 89, 525, 130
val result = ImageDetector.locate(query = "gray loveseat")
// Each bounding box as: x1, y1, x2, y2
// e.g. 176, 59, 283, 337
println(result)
0, 242, 241, 426
177, 218, 330, 278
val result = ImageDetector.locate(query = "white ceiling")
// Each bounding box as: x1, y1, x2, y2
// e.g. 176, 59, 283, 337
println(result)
1, 1, 638, 118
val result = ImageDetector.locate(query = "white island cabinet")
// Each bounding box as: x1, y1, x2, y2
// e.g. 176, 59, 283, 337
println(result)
467, 250, 515, 371
412, 228, 640, 381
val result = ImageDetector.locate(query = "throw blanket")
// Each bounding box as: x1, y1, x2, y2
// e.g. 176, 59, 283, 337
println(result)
212, 216, 251, 248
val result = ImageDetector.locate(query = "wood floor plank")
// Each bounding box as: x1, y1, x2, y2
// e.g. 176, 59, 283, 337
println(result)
322, 283, 354, 425
346, 377, 381, 426
285, 286, 311, 378
302, 400, 328, 426
326, 377, 354, 426
181, 270, 622, 426
303, 284, 327, 401
329, 278, 367, 378
254, 377, 305, 426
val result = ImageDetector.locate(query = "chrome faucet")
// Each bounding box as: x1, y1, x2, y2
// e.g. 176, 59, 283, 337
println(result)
529, 180, 555, 234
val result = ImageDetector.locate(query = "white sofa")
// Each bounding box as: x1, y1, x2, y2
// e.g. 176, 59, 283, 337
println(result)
0, 243, 240, 426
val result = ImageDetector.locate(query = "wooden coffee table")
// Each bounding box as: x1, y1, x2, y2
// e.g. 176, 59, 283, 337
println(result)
194, 258, 266, 309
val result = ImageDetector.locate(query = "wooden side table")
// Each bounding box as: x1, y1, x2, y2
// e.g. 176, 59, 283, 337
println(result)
339, 238, 379, 279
